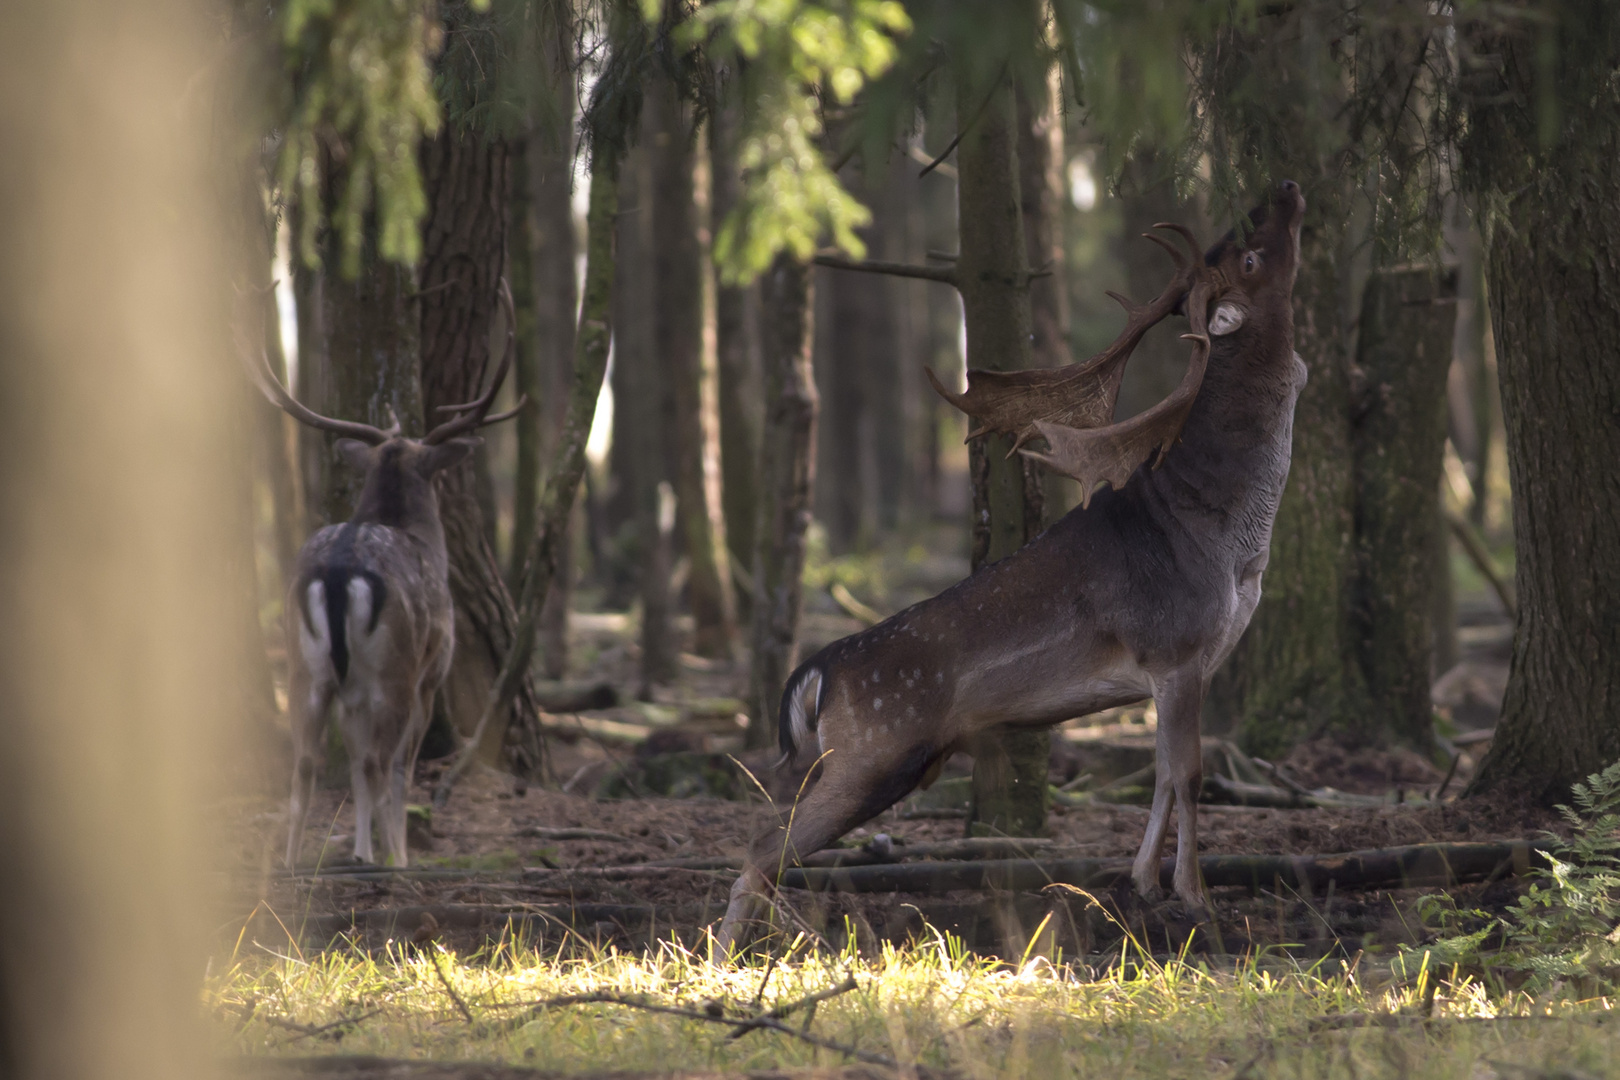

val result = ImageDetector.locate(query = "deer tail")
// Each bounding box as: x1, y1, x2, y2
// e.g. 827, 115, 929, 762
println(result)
778, 664, 824, 764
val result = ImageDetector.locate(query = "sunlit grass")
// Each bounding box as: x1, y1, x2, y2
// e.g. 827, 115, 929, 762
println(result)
208, 915, 1620, 1078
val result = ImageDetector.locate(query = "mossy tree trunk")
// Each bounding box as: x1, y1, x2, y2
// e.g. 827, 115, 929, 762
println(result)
747, 256, 818, 749
956, 63, 1047, 838
1465, 6, 1620, 798
1351, 268, 1456, 752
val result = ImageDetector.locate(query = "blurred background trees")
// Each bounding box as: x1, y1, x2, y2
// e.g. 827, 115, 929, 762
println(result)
228, 0, 1613, 825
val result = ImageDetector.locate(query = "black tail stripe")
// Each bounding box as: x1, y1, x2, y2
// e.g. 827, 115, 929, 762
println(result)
323, 569, 350, 683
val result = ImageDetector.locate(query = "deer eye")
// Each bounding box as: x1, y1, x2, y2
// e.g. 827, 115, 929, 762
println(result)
1242, 252, 1259, 274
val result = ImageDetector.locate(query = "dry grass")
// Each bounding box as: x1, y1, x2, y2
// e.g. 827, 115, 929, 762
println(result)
209, 910, 1620, 1079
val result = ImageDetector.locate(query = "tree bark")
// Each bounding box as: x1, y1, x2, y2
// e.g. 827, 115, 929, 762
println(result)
1465, 6, 1620, 798
418, 128, 544, 776
955, 64, 1047, 838
709, 94, 762, 589
747, 255, 818, 749
609, 138, 677, 689
513, 105, 579, 679
1016, 72, 1078, 524
649, 79, 735, 657
1351, 268, 1456, 751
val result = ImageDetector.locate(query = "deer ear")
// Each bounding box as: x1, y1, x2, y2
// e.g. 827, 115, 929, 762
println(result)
1208, 302, 1245, 336
418, 436, 482, 475
334, 439, 375, 472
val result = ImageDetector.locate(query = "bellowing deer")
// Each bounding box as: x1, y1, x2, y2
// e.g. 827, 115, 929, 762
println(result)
243, 286, 524, 868
717, 181, 1307, 951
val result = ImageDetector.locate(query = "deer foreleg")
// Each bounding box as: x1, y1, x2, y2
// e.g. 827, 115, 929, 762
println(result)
1131, 761, 1174, 902
1160, 674, 1210, 911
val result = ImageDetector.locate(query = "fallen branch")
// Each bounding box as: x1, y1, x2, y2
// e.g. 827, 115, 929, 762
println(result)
829, 582, 883, 627
1445, 509, 1517, 619
500, 987, 899, 1069
780, 839, 1551, 896
530, 680, 618, 713
428, 949, 475, 1024
725, 973, 859, 1039
259, 1009, 382, 1042
812, 254, 958, 286
515, 826, 632, 843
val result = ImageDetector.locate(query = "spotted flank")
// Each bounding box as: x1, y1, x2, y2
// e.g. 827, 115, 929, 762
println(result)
778, 665, 824, 761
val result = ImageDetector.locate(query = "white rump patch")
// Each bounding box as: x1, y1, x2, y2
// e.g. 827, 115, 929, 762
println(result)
788, 667, 823, 754
1209, 302, 1246, 336
300, 580, 330, 665
347, 576, 375, 636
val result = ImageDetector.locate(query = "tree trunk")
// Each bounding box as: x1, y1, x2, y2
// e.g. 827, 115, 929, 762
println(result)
709, 95, 762, 589
956, 64, 1047, 838
1351, 268, 1456, 751
513, 97, 579, 680
418, 127, 544, 776
747, 256, 818, 749
1016, 72, 1078, 524
610, 139, 677, 688
1465, 7, 1620, 798
649, 79, 735, 657
814, 241, 873, 551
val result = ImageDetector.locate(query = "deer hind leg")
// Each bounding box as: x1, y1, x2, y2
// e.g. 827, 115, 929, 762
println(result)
378, 682, 434, 868
285, 669, 335, 868
341, 708, 387, 865
716, 744, 935, 956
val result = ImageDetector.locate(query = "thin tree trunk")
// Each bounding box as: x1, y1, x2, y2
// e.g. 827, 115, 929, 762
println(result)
418, 128, 545, 777
956, 63, 1047, 838
433, 141, 623, 805
1016, 71, 1077, 524
1465, 7, 1620, 798
1351, 268, 1456, 751
610, 138, 677, 688
709, 94, 762, 590
747, 255, 818, 749
649, 79, 735, 657
814, 244, 871, 551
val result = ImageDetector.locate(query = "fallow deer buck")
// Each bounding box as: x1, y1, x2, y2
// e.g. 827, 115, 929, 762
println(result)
717, 181, 1307, 952
243, 285, 524, 868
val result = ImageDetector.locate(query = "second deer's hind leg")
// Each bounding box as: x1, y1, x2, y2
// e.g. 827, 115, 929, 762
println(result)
716, 744, 935, 955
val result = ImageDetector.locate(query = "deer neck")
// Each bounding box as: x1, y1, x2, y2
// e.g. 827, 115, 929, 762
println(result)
350, 459, 447, 552
1141, 323, 1303, 534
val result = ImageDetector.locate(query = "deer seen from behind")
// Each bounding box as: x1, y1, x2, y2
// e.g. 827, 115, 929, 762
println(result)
717, 181, 1308, 952
244, 286, 524, 868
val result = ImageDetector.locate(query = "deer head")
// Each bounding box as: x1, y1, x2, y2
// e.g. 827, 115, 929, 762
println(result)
240, 281, 526, 528
931, 179, 1306, 507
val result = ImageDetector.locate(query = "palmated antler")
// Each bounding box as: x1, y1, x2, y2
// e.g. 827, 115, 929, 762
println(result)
423, 278, 527, 444
926, 222, 1204, 451
1021, 275, 1214, 507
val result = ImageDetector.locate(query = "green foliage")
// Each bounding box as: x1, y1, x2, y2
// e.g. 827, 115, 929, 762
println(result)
690, 0, 911, 282
1407, 761, 1620, 997
276, 0, 450, 275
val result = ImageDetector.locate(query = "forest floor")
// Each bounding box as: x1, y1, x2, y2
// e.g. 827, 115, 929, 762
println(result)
210, 533, 1608, 1079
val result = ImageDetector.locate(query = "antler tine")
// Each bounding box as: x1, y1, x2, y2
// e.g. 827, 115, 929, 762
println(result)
423, 278, 519, 445
1152, 222, 1204, 267
1142, 231, 1188, 271
233, 321, 394, 445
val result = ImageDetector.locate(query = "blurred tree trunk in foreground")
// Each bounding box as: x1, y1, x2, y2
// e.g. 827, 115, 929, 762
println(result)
0, 2, 233, 1074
